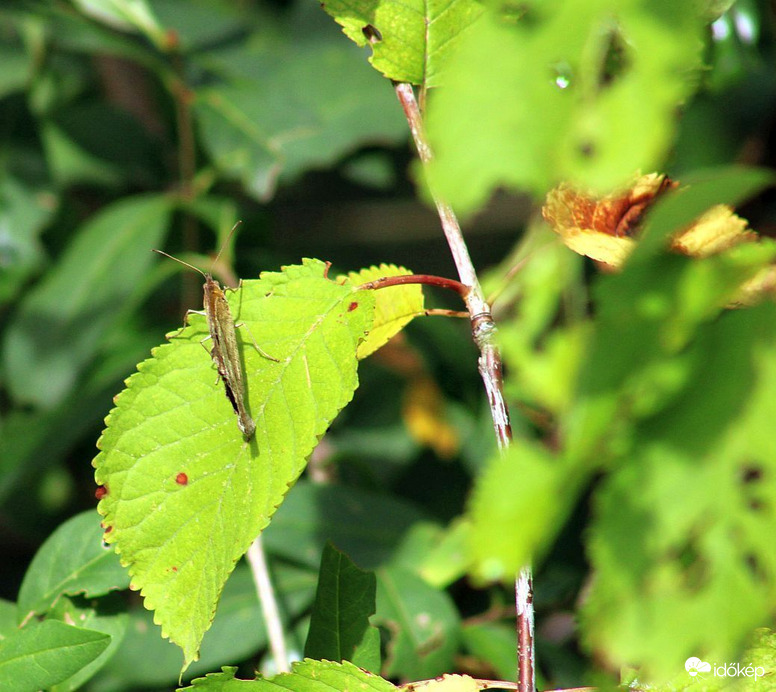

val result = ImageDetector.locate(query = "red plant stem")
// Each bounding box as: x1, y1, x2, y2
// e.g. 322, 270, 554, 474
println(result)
394, 81, 534, 692
358, 273, 469, 298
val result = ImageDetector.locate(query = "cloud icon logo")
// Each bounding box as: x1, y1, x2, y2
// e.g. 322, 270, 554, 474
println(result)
685, 657, 712, 676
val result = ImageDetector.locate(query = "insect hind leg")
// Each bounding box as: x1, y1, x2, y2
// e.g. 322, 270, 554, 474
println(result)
235, 322, 280, 362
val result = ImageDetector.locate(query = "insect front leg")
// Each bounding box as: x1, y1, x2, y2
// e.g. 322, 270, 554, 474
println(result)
196, 333, 222, 385
166, 309, 208, 340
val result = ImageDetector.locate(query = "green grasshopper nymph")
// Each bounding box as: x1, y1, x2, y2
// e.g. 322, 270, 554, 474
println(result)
154, 247, 277, 441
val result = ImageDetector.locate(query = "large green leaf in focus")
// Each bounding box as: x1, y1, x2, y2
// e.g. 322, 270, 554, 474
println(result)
94, 260, 375, 669
318, 0, 483, 86
426, 0, 706, 214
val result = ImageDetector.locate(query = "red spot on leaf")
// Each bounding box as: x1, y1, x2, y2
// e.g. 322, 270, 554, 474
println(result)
348, 301, 358, 312
95, 485, 108, 500
176, 472, 188, 485
103, 525, 113, 534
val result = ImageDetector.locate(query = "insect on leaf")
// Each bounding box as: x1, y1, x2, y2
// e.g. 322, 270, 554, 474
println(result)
93, 259, 375, 669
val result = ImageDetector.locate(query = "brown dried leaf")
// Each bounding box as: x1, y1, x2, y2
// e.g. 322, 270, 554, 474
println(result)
543, 174, 776, 304
542, 173, 676, 268
542, 173, 758, 268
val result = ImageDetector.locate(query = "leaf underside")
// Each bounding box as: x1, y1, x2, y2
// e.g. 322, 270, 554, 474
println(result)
94, 259, 375, 668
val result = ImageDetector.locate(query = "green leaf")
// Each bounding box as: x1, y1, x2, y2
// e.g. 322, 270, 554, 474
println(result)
0, 21, 32, 100
2, 194, 172, 408
0, 601, 16, 638
414, 520, 472, 588
375, 565, 460, 679
0, 620, 110, 692
95, 562, 314, 688
194, 5, 406, 200
344, 264, 424, 359
17, 511, 129, 620
741, 629, 776, 687
99, 562, 316, 688
468, 442, 578, 581
48, 594, 129, 692
462, 622, 524, 682
71, 0, 166, 47
0, 176, 53, 304
263, 481, 429, 570
582, 302, 776, 681
186, 658, 397, 691
426, 1, 707, 214
94, 259, 375, 669
319, 0, 484, 87
304, 543, 380, 672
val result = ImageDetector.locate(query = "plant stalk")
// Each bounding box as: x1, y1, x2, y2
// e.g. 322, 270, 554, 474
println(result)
394, 81, 534, 692
247, 536, 290, 673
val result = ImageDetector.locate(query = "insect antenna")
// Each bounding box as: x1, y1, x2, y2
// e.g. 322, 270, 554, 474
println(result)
152, 249, 208, 278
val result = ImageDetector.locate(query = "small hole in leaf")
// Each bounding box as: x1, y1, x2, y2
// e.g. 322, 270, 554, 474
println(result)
740, 465, 763, 483
498, 2, 531, 25
599, 29, 631, 89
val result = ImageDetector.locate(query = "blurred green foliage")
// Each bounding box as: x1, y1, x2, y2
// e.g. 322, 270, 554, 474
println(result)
1, 0, 776, 690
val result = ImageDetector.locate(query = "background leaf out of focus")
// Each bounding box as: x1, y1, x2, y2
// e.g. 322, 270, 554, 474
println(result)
1, 0, 776, 690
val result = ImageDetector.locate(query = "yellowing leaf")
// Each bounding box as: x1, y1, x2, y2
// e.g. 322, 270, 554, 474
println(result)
344, 264, 424, 359
551, 229, 635, 268
406, 674, 479, 692
402, 377, 459, 458
670, 204, 755, 257
543, 174, 766, 284
542, 173, 673, 269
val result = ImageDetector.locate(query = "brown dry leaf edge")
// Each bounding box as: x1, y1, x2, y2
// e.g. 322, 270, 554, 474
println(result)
542, 173, 776, 304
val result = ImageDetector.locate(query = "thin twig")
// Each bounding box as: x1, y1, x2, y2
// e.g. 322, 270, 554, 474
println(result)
394, 81, 534, 692
358, 273, 469, 297
247, 536, 290, 673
